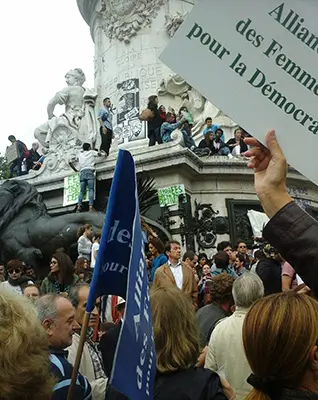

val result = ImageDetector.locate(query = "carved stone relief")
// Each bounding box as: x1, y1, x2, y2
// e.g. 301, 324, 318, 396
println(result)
100, 0, 166, 43
158, 73, 227, 138
165, 12, 186, 37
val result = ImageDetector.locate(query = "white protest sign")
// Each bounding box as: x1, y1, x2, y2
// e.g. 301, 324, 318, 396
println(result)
160, 0, 318, 186
63, 173, 96, 207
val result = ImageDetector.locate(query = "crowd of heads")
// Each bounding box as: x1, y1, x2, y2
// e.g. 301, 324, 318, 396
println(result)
1, 218, 318, 400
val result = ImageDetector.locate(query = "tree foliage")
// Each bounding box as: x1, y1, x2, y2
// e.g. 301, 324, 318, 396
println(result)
0, 155, 10, 180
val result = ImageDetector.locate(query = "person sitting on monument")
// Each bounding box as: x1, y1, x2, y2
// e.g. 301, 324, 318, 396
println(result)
198, 131, 215, 153
226, 127, 248, 156
26, 142, 41, 171
160, 112, 184, 143
34, 68, 98, 152
7, 135, 30, 177
213, 129, 232, 157
32, 154, 46, 170
203, 117, 221, 138
159, 105, 167, 124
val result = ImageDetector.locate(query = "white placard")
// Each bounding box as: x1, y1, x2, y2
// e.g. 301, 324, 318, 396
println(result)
5, 144, 18, 164
63, 173, 96, 207
160, 0, 318, 186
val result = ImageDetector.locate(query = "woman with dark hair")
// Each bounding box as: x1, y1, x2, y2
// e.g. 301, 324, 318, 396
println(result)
199, 131, 215, 152
197, 253, 209, 278
75, 257, 90, 270
40, 252, 78, 295
77, 224, 92, 261
139, 95, 162, 146
159, 105, 167, 124
149, 237, 168, 282
226, 128, 248, 156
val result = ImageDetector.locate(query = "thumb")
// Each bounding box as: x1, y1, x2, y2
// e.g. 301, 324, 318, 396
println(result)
266, 130, 284, 159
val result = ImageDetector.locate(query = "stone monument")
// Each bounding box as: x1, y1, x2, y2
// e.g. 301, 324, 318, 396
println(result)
34, 68, 99, 174
77, 0, 237, 148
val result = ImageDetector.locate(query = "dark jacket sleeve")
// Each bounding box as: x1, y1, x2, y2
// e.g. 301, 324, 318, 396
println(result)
198, 139, 207, 149
203, 372, 228, 400
263, 201, 318, 296
99, 325, 121, 377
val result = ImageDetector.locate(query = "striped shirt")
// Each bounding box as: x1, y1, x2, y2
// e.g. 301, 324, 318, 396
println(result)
50, 348, 92, 400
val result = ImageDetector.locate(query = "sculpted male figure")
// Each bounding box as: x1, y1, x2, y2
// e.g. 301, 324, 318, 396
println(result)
34, 68, 98, 151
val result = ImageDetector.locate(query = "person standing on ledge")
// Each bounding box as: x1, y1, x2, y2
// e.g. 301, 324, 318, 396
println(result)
70, 143, 105, 212
98, 97, 113, 156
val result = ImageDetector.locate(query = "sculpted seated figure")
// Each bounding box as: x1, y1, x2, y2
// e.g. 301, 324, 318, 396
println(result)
34, 68, 98, 152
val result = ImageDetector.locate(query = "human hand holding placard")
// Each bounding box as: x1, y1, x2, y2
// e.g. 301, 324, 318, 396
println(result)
244, 130, 292, 217
160, 0, 318, 186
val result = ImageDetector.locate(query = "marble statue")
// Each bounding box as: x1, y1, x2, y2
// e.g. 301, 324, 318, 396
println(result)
34, 68, 99, 152
0, 179, 104, 276
165, 12, 186, 37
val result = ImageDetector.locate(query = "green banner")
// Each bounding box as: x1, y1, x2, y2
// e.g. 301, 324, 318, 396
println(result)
158, 184, 186, 207
63, 174, 89, 207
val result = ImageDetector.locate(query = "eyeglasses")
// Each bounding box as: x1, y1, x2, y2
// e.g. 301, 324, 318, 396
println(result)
8, 268, 21, 274
50, 261, 58, 265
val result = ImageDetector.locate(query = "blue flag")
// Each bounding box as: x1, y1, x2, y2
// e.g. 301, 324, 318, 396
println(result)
111, 197, 156, 400
86, 149, 156, 400
86, 150, 135, 308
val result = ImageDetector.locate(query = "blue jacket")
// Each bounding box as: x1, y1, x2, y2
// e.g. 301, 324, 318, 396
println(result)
212, 267, 237, 277
50, 348, 92, 399
160, 121, 182, 143
150, 254, 168, 282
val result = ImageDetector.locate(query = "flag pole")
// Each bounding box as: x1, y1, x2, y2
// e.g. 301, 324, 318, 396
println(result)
67, 311, 91, 400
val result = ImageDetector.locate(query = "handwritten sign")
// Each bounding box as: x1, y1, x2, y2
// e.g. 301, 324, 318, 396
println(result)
5, 144, 18, 164
160, 0, 318, 186
158, 184, 186, 207
63, 174, 90, 207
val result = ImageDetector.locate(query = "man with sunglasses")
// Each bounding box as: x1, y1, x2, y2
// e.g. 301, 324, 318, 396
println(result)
1, 259, 34, 295
237, 241, 251, 270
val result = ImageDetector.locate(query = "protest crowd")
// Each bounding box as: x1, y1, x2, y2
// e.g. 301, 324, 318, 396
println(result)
2, 130, 318, 400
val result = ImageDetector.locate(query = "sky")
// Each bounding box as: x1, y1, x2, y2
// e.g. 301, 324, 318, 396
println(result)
0, 0, 95, 156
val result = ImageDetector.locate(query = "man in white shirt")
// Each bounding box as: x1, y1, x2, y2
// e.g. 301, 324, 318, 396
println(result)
153, 240, 198, 308
205, 272, 264, 399
70, 143, 105, 212
91, 234, 101, 269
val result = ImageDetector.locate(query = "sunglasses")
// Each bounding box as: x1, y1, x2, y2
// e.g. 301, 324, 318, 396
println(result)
8, 268, 21, 274
239, 245, 247, 249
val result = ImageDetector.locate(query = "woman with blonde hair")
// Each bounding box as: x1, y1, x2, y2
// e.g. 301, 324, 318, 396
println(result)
243, 292, 318, 400
151, 286, 227, 400
0, 287, 55, 399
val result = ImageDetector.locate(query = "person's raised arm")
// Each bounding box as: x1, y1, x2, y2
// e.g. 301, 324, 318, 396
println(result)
244, 130, 292, 217
244, 130, 318, 297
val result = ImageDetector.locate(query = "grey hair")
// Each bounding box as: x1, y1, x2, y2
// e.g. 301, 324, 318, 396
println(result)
68, 283, 90, 309
35, 294, 59, 323
232, 272, 264, 308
